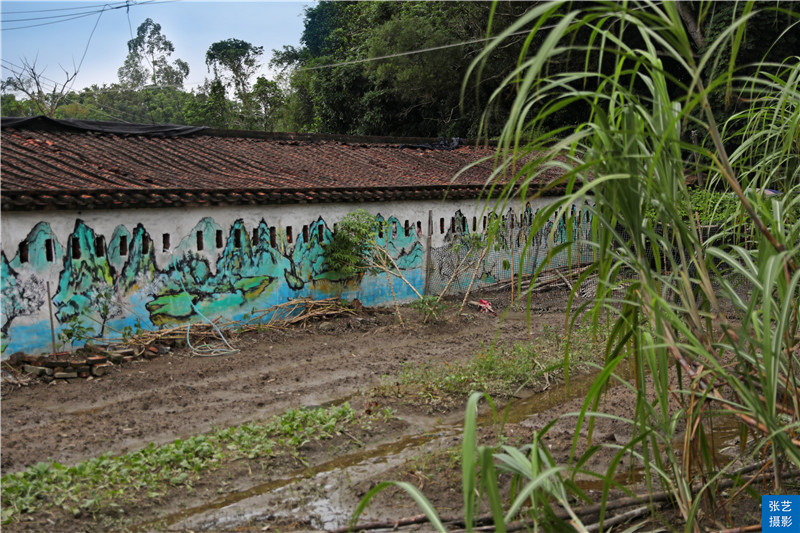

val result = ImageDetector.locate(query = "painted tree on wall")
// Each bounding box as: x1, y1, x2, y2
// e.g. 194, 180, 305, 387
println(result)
1, 253, 45, 337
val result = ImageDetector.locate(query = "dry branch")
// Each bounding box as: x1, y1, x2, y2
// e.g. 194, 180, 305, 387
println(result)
102, 298, 356, 354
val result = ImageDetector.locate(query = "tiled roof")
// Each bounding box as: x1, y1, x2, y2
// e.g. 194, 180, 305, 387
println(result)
1, 117, 564, 211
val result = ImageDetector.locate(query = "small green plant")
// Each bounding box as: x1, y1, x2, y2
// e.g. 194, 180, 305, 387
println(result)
120, 319, 144, 343
324, 209, 377, 279
58, 314, 92, 349
411, 295, 448, 322
0, 402, 390, 526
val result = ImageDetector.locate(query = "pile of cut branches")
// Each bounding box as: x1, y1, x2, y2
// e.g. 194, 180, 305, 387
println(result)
106, 298, 357, 354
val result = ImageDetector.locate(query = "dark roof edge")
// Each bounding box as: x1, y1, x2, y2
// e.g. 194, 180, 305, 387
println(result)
1, 115, 497, 147
199, 127, 497, 147
1, 116, 206, 137
1, 183, 565, 212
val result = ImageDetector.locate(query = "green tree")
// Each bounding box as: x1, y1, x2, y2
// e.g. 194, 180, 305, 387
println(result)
0, 93, 37, 117
183, 79, 230, 128
251, 76, 284, 131
205, 39, 264, 101
118, 18, 189, 89
272, 2, 535, 137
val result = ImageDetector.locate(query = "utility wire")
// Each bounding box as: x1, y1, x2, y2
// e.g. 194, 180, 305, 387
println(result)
1, 0, 178, 31
3, 1, 134, 15
297, 29, 532, 72
66, 4, 107, 95
294, 5, 649, 72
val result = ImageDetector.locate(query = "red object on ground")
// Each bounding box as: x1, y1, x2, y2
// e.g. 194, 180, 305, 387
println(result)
477, 299, 496, 315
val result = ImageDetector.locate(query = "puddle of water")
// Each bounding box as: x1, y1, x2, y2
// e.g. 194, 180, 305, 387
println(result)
68, 406, 105, 416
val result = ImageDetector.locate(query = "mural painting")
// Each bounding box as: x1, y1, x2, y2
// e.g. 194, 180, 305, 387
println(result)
1, 205, 591, 356
427, 205, 594, 297
0, 213, 424, 357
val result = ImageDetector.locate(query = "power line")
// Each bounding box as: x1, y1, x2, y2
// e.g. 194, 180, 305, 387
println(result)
2, 3, 128, 23
3, 1, 132, 15
297, 29, 533, 72
294, 5, 651, 73
66, 4, 107, 96
1, 0, 179, 31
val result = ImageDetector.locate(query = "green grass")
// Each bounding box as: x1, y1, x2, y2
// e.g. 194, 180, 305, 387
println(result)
369, 324, 606, 409
0, 402, 386, 525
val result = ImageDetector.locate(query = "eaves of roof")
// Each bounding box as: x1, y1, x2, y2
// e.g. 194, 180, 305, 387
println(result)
1, 117, 566, 212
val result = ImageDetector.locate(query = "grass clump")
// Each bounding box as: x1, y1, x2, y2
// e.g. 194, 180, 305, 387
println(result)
370, 324, 605, 410
0, 402, 382, 525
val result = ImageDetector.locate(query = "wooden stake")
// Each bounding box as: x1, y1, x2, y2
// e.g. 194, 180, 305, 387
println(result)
46, 281, 57, 356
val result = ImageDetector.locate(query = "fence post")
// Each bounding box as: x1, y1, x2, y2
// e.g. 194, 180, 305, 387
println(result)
424, 210, 433, 295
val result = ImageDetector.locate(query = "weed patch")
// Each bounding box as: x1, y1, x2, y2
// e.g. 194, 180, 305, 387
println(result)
0, 403, 388, 525
369, 324, 606, 410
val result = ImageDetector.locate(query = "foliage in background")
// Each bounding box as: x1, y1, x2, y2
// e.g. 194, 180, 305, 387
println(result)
3, 2, 798, 137
117, 18, 189, 90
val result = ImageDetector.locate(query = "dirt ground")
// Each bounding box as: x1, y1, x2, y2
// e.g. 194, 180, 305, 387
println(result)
0, 291, 762, 532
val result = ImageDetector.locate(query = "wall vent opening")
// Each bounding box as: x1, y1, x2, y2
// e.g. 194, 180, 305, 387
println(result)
119, 236, 128, 256
196, 231, 204, 251
95, 236, 104, 256
216, 229, 223, 249
162, 234, 170, 252
286, 226, 293, 243
71, 237, 81, 259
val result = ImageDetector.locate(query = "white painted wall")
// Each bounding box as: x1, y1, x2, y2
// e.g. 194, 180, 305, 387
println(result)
1, 196, 558, 269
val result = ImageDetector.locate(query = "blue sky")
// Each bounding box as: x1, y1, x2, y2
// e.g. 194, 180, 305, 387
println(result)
1, 0, 314, 93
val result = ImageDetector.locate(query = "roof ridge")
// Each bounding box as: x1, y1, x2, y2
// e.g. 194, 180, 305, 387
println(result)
1, 115, 497, 148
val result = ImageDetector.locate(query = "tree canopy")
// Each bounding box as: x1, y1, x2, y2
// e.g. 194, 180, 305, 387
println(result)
2, 3, 798, 137
117, 18, 189, 90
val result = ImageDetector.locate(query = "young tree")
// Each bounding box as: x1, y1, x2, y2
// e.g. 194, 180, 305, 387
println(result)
118, 18, 189, 89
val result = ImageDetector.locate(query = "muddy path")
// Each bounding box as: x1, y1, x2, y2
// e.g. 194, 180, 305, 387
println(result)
1, 293, 759, 532
1, 292, 573, 473
1, 295, 587, 532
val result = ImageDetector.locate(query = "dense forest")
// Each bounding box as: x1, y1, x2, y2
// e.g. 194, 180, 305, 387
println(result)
2, 1, 798, 138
